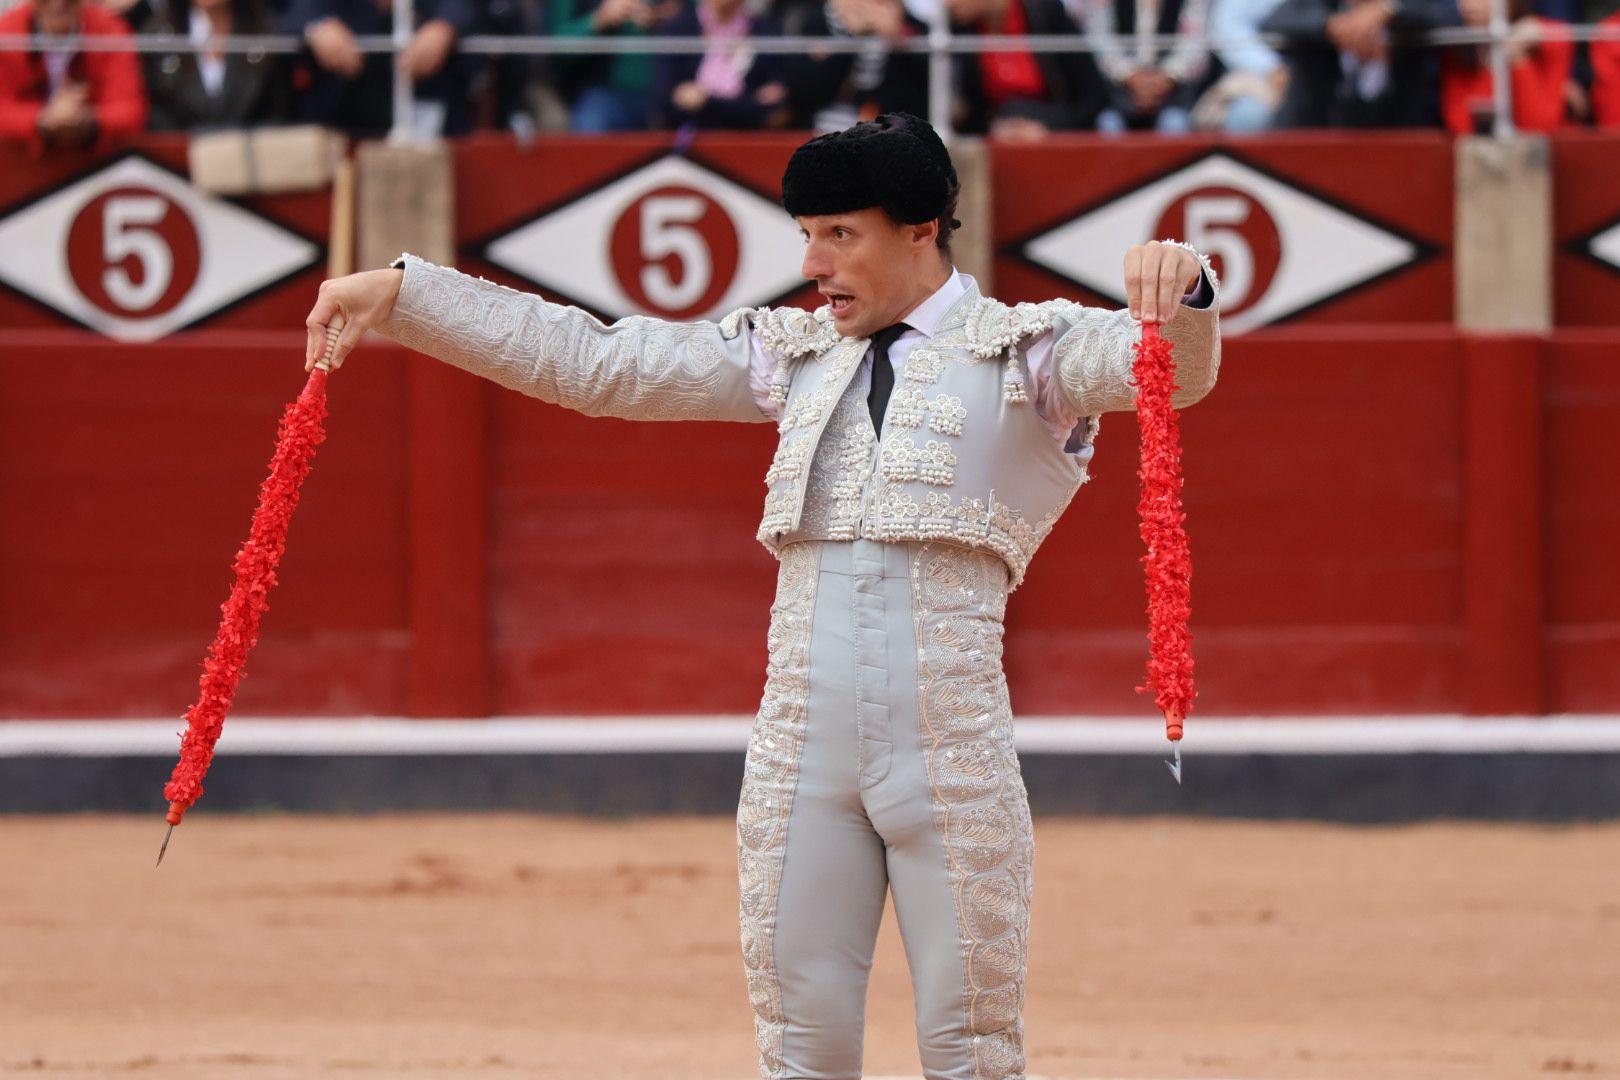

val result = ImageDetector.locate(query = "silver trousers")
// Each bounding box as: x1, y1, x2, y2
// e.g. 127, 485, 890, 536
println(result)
738, 538, 1034, 1080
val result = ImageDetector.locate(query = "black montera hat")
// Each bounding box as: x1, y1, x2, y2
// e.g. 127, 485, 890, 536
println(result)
780, 113, 961, 228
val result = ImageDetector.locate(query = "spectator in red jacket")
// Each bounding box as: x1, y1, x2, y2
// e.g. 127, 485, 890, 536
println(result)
0, 0, 149, 153
1593, 11, 1620, 125
1442, 0, 1573, 132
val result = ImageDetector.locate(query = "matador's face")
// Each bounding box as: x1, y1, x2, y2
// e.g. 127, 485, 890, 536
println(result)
796, 209, 944, 340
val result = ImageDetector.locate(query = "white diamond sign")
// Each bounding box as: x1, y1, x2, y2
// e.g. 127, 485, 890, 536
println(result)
0, 154, 319, 342
1589, 218, 1620, 272
482, 155, 806, 323
1021, 153, 1421, 334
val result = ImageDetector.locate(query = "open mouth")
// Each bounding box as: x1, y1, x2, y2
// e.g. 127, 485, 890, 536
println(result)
823, 292, 855, 317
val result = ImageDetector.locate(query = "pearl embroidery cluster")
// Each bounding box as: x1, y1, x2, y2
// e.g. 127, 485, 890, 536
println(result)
754, 305, 840, 403
962, 299, 1054, 358
887, 386, 928, 431
780, 379, 839, 433
826, 408, 878, 541
928, 394, 967, 437
761, 435, 814, 534
880, 436, 957, 486
760, 341, 868, 537
1002, 354, 1028, 403
864, 489, 1047, 587
765, 427, 815, 486
904, 349, 945, 385
962, 298, 1054, 404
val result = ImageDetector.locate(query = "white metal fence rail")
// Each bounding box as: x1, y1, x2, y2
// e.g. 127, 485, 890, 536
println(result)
7, 3, 1620, 139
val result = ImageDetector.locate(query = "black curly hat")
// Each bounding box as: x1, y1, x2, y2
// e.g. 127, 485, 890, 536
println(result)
780, 113, 961, 229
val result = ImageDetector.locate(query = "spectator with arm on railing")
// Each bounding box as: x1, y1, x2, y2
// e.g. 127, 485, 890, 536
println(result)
950, 0, 1109, 138
1086, 0, 1214, 132
651, 0, 791, 129
141, 0, 292, 129
1262, 0, 1456, 127
1440, 0, 1572, 131
286, 0, 479, 135
0, 0, 147, 152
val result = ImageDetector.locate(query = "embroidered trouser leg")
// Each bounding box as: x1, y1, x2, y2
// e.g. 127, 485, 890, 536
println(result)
738, 539, 1033, 1080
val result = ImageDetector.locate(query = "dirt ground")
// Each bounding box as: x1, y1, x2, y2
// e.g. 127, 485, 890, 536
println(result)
0, 815, 1615, 1080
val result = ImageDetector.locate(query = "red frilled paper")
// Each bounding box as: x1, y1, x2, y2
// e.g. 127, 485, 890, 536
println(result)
162, 368, 330, 825
1132, 323, 1194, 739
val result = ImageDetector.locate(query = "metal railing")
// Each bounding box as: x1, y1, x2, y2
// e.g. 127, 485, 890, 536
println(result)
6, 4, 1620, 140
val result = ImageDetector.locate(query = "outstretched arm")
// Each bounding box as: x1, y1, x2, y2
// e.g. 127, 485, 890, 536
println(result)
303, 254, 773, 425
1047, 240, 1223, 417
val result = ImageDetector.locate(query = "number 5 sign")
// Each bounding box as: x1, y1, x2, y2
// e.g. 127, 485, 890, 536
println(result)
0, 155, 318, 342
1019, 152, 1425, 334
479, 155, 806, 323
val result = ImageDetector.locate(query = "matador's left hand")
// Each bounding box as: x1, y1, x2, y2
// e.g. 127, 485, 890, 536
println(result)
1124, 240, 1202, 325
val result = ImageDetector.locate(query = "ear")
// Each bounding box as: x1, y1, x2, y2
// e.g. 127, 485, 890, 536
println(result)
910, 218, 940, 250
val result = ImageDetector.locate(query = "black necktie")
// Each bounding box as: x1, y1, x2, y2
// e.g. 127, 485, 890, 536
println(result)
867, 323, 909, 437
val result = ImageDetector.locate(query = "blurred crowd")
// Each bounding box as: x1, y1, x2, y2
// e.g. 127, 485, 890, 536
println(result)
2, 0, 1618, 153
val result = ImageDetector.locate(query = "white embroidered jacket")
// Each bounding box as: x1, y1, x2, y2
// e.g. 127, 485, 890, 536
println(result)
376, 251, 1221, 589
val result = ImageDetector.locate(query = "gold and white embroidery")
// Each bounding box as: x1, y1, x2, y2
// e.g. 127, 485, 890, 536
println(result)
910, 542, 1033, 1080
737, 541, 819, 1079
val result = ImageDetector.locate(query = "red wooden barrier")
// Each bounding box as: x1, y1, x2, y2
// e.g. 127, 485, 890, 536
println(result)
1461, 336, 1545, 715
1551, 133, 1620, 329
0, 334, 411, 715
2, 133, 1619, 718
1544, 331, 1620, 712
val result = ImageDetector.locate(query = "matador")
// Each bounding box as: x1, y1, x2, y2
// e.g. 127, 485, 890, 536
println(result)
305, 112, 1222, 1080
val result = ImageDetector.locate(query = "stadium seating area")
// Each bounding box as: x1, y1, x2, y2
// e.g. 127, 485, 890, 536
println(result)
1, 0, 1618, 150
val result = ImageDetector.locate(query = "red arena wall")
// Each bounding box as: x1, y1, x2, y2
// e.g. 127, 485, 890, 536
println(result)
1, 133, 1617, 718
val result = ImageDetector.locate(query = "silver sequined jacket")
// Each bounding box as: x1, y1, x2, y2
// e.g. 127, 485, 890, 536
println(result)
376, 251, 1221, 587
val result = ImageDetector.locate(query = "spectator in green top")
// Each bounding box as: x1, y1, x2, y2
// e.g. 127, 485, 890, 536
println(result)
550, 0, 683, 130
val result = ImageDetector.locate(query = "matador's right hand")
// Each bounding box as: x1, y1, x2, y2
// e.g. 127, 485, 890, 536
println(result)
304, 267, 405, 372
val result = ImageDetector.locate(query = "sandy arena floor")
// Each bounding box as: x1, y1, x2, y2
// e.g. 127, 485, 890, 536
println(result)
0, 814, 1615, 1080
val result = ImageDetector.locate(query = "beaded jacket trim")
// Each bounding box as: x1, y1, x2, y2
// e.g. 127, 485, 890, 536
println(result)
749, 305, 840, 404
756, 284, 1095, 590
